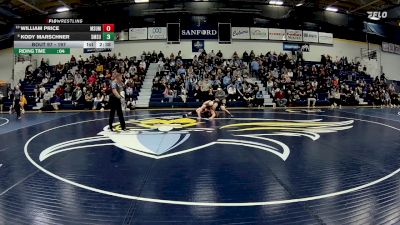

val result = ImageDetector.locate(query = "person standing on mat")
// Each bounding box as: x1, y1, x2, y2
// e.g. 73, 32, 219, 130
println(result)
14, 86, 22, 120
108, 73, 126, 131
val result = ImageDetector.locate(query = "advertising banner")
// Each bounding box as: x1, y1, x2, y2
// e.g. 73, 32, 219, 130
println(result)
303, 30, 319, 43
318, 32, 333, 44
129, 28, 147, 40
250, 27, 268, 40
269, 28, 286, 40
286, 29, 303, 42
181, 24, 218, 39
148, 27, 166, 40
232, 27, 250, 39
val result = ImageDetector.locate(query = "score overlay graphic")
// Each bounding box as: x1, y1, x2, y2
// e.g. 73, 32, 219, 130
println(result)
14, 23, 115, 54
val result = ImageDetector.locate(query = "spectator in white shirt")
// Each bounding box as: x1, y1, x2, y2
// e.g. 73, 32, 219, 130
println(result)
93, 93, 104, 110
139, 61, 147, 70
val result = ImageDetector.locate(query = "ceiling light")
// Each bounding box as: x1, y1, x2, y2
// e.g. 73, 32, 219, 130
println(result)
56, 6, 70, 13
134, 0, 149, 3
269, 1, 284, 5
326, 6, 338, 12
369, 16, 380, 20
296, 3, 303, 6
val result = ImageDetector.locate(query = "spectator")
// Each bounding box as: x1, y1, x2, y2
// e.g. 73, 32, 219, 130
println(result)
84, 91, 93, 109
329, 88, 341, 108
227, 83, 237, 101
39, 85, 46, 100
215, 87, 226, 103
42, 90, 52, 109
255, 91, 264, 107
383, 90, 392, 107
250, 58, 260, 78
88, 73, 97, 85
216, 50, 223, 58
275, 88, 287, 107
243, 88, 255, 106
93, 93, 103, 110
163, 84, 174, 103
307, 88, 316, 108
223, 74, 231, 87
50, 94, 61, 110
72, 86, 83, 106
180, 85, 188, 103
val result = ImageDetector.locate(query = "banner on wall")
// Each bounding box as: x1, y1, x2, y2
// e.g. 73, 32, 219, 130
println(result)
389, 43, 395, 53
382, 42, 389, 51
232, 27, 250, 39
382, 42, 400, 55
269, 28, 286, 40
192, 40, 205, 52
286, 29, 303, 42
116, 30, 128, 41
181, 24, 218, 39
129, 28, 147, 40
303, 30, 319, 43
283, 42, 310, 52
250, 27, 268, 40
318, 32, 333, 44
395, 45, 400, 54
148, 27, 166, 39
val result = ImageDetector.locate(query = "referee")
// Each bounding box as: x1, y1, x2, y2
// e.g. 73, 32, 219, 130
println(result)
109, 73, 126, 131
14, 86, 22, 120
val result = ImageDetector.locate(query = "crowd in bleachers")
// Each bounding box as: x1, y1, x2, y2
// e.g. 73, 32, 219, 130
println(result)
7, 53, 151, 111
151, 49, 400, 108
2, 49, 399, 112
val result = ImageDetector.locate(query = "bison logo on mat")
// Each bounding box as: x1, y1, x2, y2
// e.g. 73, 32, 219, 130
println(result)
39, 117, 353, 162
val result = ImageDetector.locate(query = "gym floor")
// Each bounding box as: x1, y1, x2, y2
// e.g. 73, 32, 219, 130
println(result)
0, 108, 399, 225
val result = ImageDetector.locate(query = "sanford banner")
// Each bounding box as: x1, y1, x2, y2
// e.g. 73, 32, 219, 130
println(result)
180, 24, 218, 39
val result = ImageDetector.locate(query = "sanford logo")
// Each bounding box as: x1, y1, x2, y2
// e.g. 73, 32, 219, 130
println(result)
181, 30, 217, 36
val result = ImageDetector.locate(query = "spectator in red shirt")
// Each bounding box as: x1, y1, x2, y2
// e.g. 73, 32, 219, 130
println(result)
275, 88, 287, 107
88, 73, 97, 85
55, 86, 64, 97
